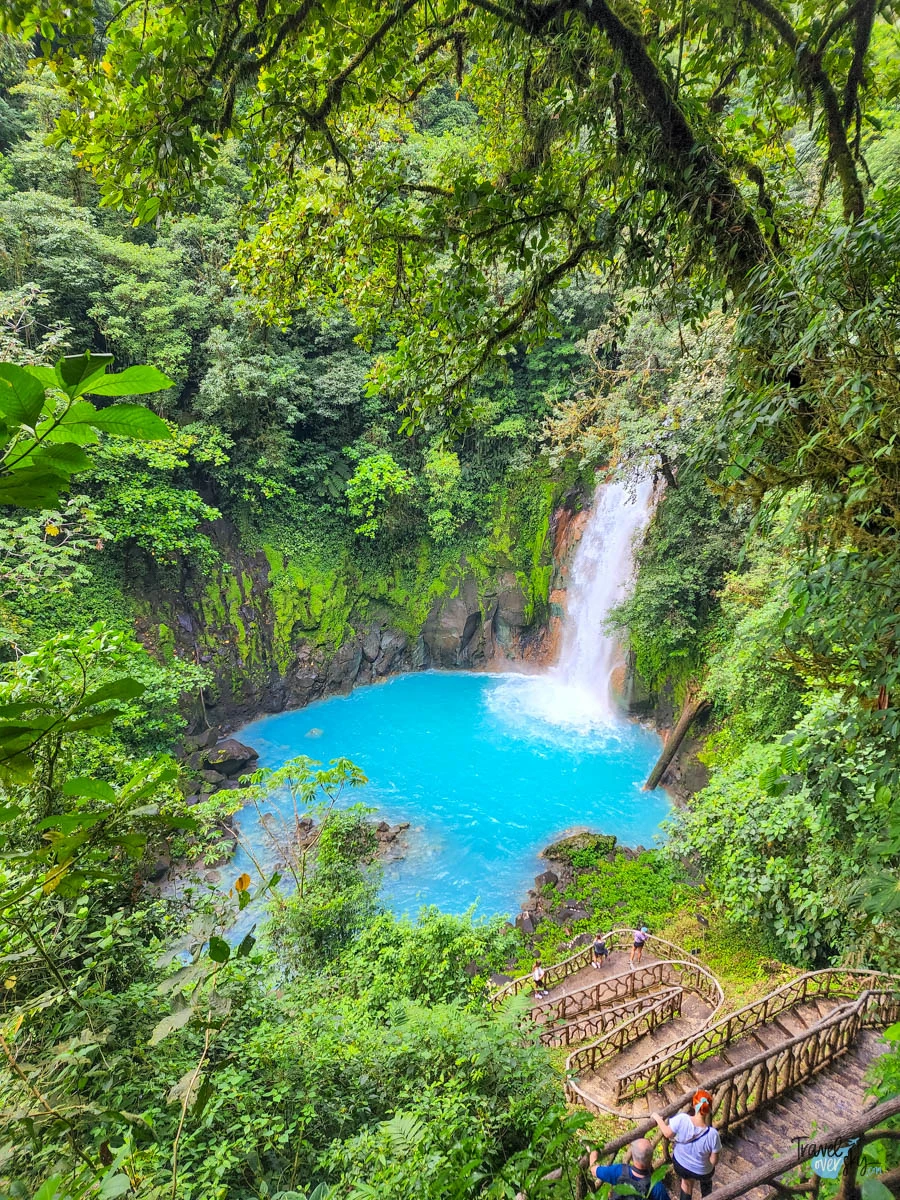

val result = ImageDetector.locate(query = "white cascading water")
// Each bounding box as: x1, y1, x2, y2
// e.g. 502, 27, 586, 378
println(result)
486, 472, 655, 736
552, 473, 656, 722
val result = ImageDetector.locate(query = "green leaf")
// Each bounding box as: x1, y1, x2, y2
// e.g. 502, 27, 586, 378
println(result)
36, 812, 106, 833
89, 403, 171, 440
78, 678, 146, 709
98, 1172, 132, 1198
149, 1006, 193, 1045
61, 777, 117, 801
0, 363, 45, 427
0, 467, 67, 509
86, 366, 174, 397
208, 936, 231, 963
57, 352, 115, 396
861, 1179, 894, 1200
32, 1177, 65, 1200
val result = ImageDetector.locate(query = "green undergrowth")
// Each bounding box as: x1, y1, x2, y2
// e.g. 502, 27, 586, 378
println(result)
519, 850, 691, 972
511, 849, 787, 1011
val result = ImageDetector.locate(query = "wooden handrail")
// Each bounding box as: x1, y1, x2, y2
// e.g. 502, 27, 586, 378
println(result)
601, 987, 900, 1159
540, 985, 683, 1048
532, 956, 724, 1028
490, 929, 702, 1004
612, 967, 900, 1103
704, 1095, 900, 1200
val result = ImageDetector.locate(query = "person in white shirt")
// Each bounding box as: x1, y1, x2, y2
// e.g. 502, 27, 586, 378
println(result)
651, 1090, 721, 1197
531, 958, 550, 999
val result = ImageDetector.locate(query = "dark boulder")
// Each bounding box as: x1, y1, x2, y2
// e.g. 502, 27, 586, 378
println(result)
202, 738, 259, 777
515, 911, 537, 936
148, 857, 170, 882
183, 727, 218, 751
201, 769, 227, 784
535, 869, 559, 889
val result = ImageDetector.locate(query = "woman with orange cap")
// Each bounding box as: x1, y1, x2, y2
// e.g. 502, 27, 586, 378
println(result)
651, 1090, 721, 1197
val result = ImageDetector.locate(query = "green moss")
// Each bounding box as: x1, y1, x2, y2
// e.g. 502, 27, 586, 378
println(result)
157, 622, 175, 663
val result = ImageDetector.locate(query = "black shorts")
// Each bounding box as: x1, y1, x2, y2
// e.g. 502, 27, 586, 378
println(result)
593, 947, 608, 958
673, 1161, 714, 1197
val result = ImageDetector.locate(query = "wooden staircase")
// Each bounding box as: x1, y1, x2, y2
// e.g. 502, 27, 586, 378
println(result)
492, 940, 900, 1198
709, 1030, 881, 1198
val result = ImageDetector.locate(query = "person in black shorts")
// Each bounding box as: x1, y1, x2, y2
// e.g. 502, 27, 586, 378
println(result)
592, 932, 610, 969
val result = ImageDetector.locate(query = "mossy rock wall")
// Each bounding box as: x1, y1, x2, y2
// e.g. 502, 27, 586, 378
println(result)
136, 473, 581, 728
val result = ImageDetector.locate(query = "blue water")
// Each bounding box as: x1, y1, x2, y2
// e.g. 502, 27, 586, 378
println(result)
230, 671, 668, 919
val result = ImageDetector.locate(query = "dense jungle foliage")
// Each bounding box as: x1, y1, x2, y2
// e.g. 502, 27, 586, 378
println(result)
2, 0, 900, 1196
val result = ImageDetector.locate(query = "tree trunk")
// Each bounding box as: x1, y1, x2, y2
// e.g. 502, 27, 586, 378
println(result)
644, 689, 710, 791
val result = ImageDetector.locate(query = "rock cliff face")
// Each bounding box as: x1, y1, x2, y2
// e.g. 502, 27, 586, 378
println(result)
137, 487, 594, 730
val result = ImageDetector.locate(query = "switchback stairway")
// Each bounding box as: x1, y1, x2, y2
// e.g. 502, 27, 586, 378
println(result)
492, 934, 900, 1198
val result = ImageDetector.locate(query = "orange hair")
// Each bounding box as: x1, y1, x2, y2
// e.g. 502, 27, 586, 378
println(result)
692, 1090, 713, 1116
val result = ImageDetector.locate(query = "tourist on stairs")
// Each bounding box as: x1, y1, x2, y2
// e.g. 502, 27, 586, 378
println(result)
592, 932, 610, 969
630, 925, 650, 967
588, 1138, 669, 1198
652, 1091, 721, 1198
531, 958, 550, 999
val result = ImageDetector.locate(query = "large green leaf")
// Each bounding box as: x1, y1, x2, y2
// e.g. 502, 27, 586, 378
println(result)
149, 1006, 193, 1045
57, 351, 115, 395
78, 678, 146, 708
0, 363, 45, 427
61, 777, 117, 801
0, 467, 67, 508
86, 365, 174, 397
89, 402, 170, 440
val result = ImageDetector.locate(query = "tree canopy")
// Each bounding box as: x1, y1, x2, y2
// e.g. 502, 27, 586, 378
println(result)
5, 0, 890, 421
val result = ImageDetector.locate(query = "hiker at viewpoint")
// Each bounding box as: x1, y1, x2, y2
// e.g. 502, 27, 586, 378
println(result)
630, 925, 649, 966
592, 932, 610, 969
588, 1138, 669, 1199
652, 1091, 721, 1198
532, 958, 549, 999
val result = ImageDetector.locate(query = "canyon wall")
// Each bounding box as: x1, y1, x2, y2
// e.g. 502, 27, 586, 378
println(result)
136, 486, 593, 730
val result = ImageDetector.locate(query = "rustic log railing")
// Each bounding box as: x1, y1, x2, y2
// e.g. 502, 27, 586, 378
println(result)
563, 988, 683, 1071
490, 929, 701, 1004
704, 1094, 900, 1200
544, 986, 683, 1049
612, 968, 900, 1103
600, 985, 900, 1159
532, 957, 721, 1026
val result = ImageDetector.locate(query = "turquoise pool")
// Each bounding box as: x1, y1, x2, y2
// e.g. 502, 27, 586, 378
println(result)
230, 670, 668, 918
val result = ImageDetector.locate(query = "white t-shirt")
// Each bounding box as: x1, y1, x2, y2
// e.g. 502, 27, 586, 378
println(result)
670, 1113, 721, 1174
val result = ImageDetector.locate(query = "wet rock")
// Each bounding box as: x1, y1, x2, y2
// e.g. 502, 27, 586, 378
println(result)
556, 905, 590, 925
535, 869, 559, 889
305, 727, 323, 738
203, 738, 259, 777
375, 630, 408, 676
362, 627, 381, 662
376, 820, 390, 832
515, 911, 537, 936
148, 856, 170, 882
184, 728, 218, 751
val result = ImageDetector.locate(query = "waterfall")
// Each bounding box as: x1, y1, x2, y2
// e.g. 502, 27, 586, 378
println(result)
485, 471, 655, 737
553, 473, 656, 720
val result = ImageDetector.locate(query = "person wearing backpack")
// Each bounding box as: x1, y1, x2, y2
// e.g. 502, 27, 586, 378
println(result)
652, 1091, 721, 1197
588, 1138, 669, 1199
